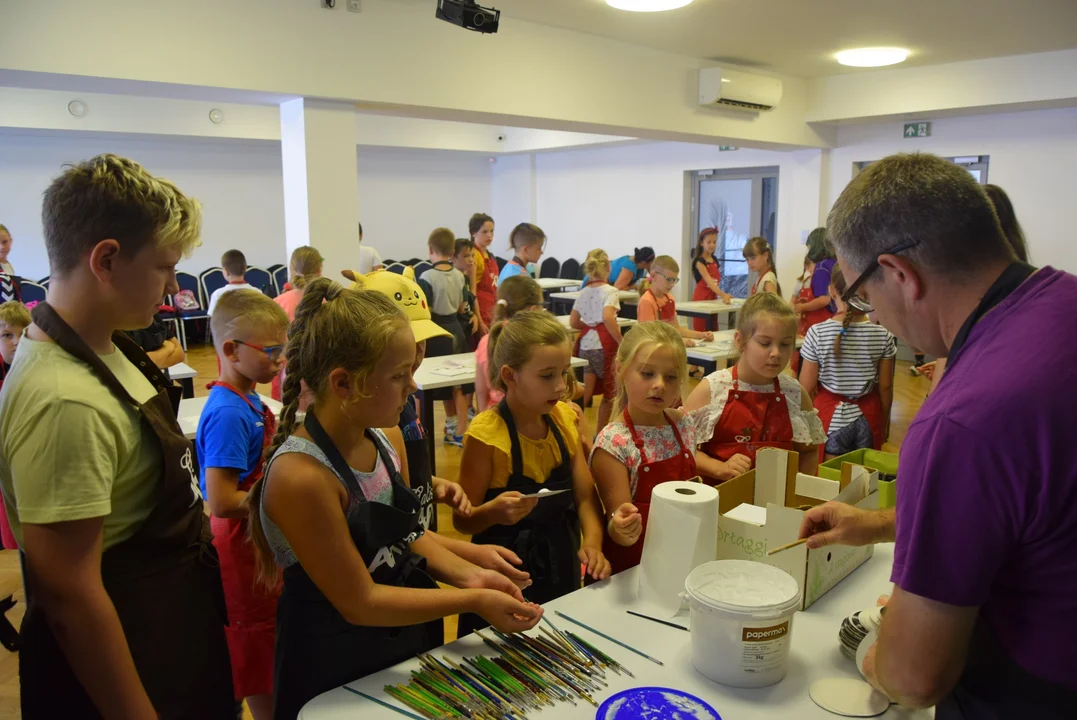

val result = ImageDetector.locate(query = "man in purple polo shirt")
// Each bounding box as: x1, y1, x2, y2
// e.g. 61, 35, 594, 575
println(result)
799, 153, 1076, 718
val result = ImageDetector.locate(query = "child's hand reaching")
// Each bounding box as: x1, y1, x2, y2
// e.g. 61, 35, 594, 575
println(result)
461, 545, 532, 589
684, 338, 698, 348
435, 479, 472, 517
700, 331, 714, 343
608, 503, 642, 546
491, 492, 538, 526
579, 545, 611, 582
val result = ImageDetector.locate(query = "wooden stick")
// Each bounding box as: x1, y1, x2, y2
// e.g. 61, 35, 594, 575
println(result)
767, 537, 809, 556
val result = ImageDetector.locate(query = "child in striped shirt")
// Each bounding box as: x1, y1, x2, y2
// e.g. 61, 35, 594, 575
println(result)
798, 267, 896, 460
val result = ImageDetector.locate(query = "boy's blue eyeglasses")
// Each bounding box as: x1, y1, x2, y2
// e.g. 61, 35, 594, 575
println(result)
233, 339, 285, 362
841, 239, 921, 313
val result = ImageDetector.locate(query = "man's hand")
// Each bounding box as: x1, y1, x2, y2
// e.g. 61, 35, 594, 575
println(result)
798, 502, 896, 548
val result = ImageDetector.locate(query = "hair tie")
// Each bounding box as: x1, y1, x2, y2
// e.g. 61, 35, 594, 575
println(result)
325, 283, 344, 302
496, 299, 509, 307
839, 327, 848, 337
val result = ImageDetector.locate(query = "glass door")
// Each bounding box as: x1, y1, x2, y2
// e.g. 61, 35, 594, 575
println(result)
690, 167, 779, 298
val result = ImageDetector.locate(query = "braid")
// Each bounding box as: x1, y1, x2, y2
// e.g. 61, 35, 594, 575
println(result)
833, 308, 855, 359
248, 279, 335, 589
830, 265, 854, 359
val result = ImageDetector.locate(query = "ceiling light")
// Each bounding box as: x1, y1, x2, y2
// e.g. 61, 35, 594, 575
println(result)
606, 0, 694, 12
835, 47, 909, 67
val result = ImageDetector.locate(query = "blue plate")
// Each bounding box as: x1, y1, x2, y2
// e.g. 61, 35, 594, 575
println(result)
596, 686, 722, 720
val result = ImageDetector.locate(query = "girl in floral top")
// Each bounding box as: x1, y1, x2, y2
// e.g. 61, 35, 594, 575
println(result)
591, 322, 704, 574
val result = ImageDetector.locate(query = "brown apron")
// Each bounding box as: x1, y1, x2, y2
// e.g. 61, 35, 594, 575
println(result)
19, 302, 235, 719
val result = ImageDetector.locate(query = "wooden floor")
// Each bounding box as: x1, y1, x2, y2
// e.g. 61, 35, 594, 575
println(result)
0, 341, 930, 718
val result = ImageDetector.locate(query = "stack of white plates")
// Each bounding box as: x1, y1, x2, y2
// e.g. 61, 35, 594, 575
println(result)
838, 606, 884, 661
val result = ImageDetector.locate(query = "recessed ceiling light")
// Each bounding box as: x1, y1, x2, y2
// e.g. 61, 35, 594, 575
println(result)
835, 47, 909, 67
606, 0, 694, 12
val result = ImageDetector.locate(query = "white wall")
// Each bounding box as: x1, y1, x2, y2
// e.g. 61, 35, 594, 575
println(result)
0, 132, 286, 280
356, 146, 492, 263
523, 142, 823, 298
0, 132, 493, 281
490, 154, 536, 261
826, 107, 1077, 273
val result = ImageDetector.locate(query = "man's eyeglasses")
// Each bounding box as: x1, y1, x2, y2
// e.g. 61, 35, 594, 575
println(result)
841, 239, 921, 313
655, 272, 680, 286
233, 339, 285, 363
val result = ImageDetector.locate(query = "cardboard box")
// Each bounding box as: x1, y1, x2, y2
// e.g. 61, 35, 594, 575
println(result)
818, 449, 898, 510
714, 448, 878, 610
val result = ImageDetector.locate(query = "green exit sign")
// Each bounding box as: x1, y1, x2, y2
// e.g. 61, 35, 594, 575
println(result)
904, 122, 932, 138
719, 145, 738, 151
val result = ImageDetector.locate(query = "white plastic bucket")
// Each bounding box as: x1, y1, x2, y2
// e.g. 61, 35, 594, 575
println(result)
685, 560, 801, 688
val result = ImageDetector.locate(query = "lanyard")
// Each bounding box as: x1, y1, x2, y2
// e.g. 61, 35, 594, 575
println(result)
946, 262, 1036, 371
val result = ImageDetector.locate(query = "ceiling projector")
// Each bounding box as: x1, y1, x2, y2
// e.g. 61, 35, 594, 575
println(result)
436, 0, 500, 34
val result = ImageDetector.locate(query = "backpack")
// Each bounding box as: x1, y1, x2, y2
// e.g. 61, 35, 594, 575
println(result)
173, 289, 200, 312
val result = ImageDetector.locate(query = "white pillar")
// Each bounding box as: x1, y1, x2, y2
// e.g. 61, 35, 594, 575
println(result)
279, 98, 358, 284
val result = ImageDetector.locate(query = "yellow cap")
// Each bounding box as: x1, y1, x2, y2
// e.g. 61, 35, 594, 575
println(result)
348, 269, 451, 343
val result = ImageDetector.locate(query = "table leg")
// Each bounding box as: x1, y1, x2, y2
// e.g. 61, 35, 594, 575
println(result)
180, 378, 195, 399
418, 388, 436, 474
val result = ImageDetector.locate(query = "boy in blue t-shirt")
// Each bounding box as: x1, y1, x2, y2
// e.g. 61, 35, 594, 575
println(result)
196, 288, 288, 720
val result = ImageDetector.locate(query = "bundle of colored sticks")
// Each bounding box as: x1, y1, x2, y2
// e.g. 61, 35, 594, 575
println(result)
381, 617, 633, 719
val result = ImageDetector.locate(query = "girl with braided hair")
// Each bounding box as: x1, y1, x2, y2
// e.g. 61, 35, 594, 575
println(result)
246, 278, 541, 719
798, 267, 897, 461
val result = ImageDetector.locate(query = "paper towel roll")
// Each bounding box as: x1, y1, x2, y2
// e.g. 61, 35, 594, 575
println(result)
638, 481, 719, 617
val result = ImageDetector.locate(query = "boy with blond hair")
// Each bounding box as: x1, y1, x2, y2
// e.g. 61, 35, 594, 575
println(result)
0, 301, 30, 391
420, 227, 472, 446
198, 289, 288, 720
0, 300, 30, 550
0, 154, 233, 718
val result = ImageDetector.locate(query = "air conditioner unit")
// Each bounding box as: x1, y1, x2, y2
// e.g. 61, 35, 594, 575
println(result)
698, 67, 782, 112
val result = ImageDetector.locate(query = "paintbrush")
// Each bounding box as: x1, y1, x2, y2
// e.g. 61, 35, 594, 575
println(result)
344, 684, 441, 720
554, 610, 664, 666
767, 537, 809, 555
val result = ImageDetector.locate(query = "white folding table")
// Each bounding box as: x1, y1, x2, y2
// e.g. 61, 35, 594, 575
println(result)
299, 543, 931, 720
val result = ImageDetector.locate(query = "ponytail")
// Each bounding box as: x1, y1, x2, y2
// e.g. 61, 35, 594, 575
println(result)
248, 280, 339, 588
492, 274, 543, 324
248, 277, 408, 588
830, 266, 856, 359
744, 236, 782, 296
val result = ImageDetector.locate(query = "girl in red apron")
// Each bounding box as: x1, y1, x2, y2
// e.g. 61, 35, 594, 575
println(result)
790, 255, 820, 375
592, 322, 701, 574
469, 213, 499, 329
691, 228, 734, 332
198, 290, 290, 719
743, 237, 781, 296
571, 249, 624, 433
797, 267, 896, 461
684, 293, 826, 483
